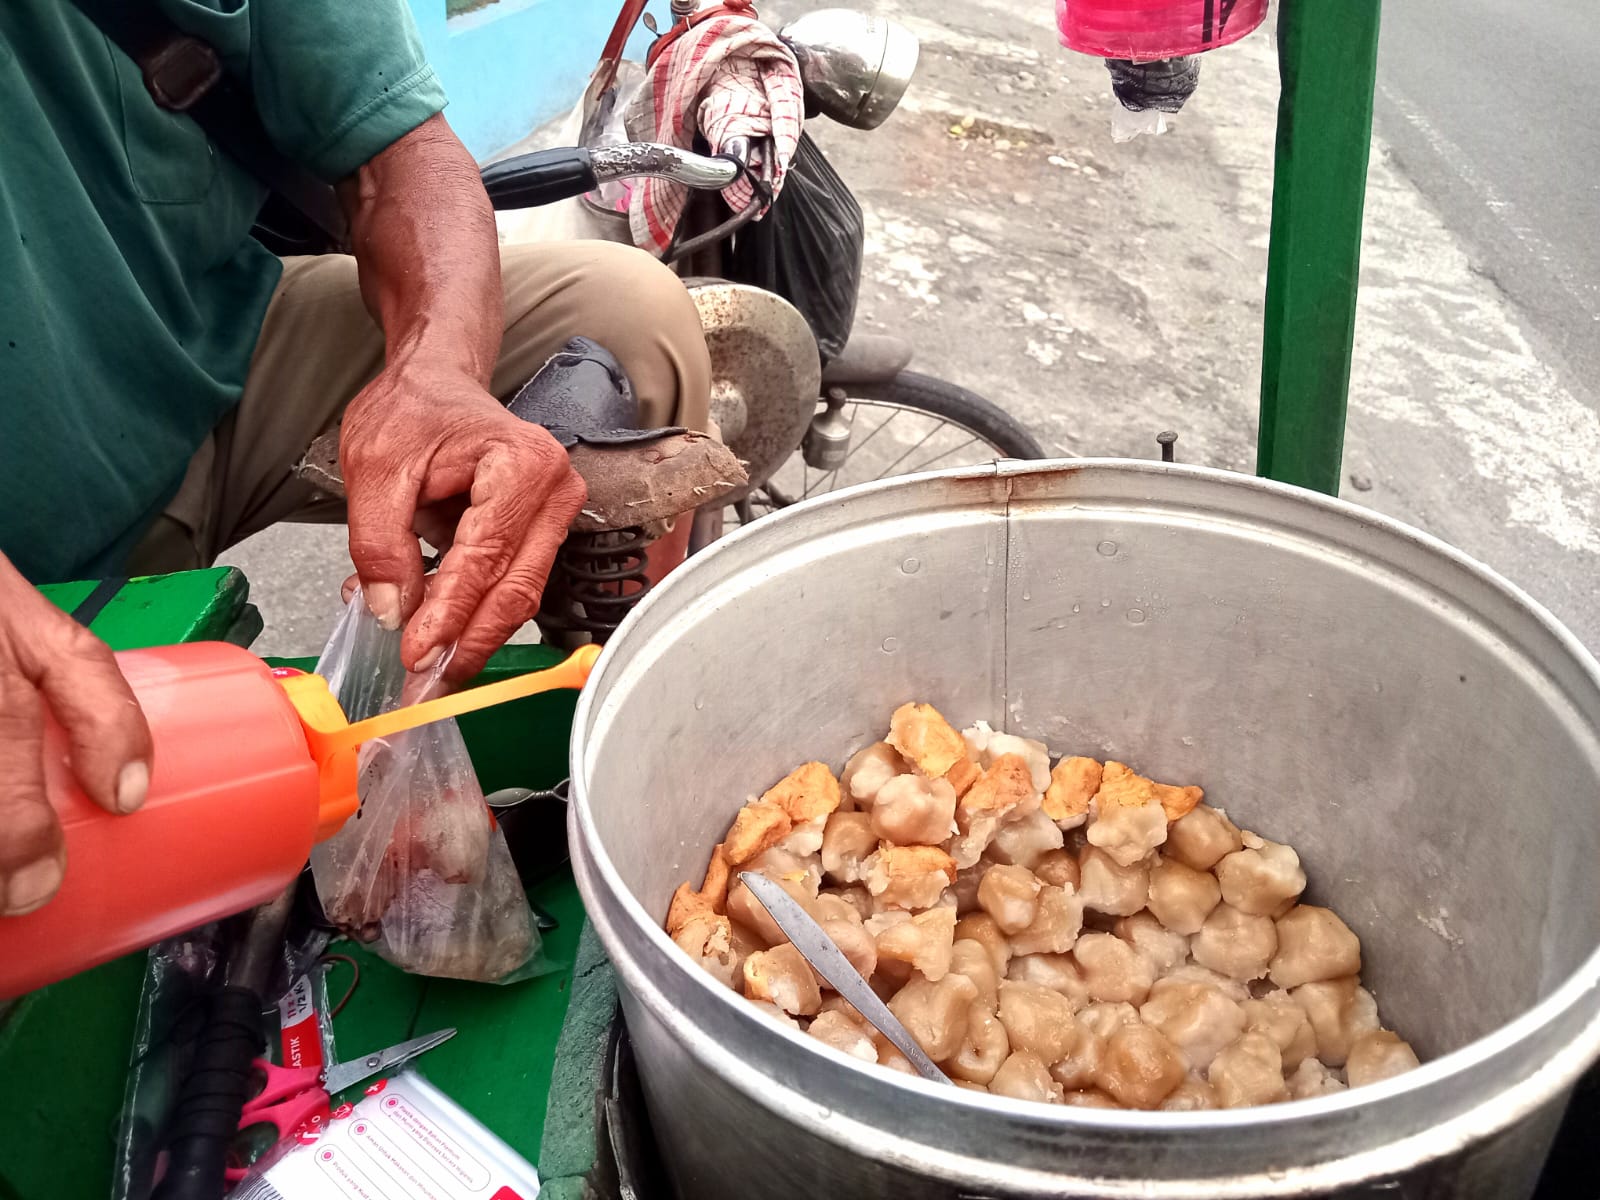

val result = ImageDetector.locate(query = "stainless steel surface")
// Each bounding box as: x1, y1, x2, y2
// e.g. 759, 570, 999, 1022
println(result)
570, 460, 1600, 1199
589, 142, 741, 191
322, 1029, 457, 1093
801, 394, 852, 471
739, 872, 952, 1085
780, 9, 921, 131
688, 282, 822, 502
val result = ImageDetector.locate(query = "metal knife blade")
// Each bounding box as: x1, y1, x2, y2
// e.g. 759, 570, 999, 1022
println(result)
738, 872, 952, 1085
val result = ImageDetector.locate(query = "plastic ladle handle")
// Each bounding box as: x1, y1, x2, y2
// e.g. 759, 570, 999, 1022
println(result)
325, 644, 602, 758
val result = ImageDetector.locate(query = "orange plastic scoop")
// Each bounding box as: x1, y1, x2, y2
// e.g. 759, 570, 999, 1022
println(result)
282, 644, 603, 839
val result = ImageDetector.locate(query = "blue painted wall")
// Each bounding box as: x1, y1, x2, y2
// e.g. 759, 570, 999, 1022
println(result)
411, 0, 653, 160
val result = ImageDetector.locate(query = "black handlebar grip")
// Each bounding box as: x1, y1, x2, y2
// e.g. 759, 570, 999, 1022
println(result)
481, 147, 599, 211
152, 986, 264, 1200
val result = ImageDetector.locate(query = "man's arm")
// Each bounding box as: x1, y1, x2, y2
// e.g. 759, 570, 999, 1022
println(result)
335, 114, 585, 679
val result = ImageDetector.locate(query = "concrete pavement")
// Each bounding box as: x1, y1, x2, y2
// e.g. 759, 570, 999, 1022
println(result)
225, 0, 1599, 658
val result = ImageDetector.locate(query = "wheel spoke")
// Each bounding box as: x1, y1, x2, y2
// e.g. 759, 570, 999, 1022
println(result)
733, 390, 1034, 519
875, 419, 959, 480
895, 433, 981, 475
838, 405, 901, 467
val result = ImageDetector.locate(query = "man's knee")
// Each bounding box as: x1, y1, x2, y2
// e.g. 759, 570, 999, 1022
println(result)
499, 240, 709, 428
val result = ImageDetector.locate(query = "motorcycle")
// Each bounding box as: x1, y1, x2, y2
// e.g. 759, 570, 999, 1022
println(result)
296, 4, 1046, 643
482, 4, 1046, 554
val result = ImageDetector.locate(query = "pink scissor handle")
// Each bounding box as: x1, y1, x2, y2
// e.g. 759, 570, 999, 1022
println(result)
243, 1060, 324, 1115
227, 1061, 332, 1183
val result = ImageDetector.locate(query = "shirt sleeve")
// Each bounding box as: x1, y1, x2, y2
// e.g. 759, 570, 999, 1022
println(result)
245, 0, 449, 182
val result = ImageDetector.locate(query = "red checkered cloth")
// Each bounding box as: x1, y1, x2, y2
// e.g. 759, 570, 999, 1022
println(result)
623, 10, 804, 255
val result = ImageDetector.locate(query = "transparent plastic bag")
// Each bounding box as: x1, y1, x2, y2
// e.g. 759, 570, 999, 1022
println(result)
309, 592, 543, 984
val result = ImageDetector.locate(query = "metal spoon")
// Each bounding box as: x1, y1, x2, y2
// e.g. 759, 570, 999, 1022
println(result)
738, 872, 953, 1085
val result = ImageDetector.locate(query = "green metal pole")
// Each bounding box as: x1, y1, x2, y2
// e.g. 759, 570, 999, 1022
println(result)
1256, 0, 1382, 494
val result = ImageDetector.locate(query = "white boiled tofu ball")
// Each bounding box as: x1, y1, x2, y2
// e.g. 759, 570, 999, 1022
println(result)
871, 773, 958, 846
1164, 804, 1244, 871
989, 1051, 1065, 1104
1269, 905, 1362, 989
1076, 846, 1151, 916
1190, 904, 1278, 982
1073, 932, 1157, 1005
1146, 855, 1223, 935
1208, 1032, 1288, 1108
1214, 840, 1306, 917
1290, 977, 1380, 1068
1086, 794, 1168, 868
1345, 1030, 1421, 1088
977, 864, 1044, 934
1139, 980, 1247, 1073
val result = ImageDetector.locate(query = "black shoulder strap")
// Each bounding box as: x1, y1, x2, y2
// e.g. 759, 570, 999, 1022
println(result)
67, 0, 349, 251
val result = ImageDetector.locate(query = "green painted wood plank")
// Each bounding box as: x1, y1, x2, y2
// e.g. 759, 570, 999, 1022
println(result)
1257, 0, 1383, 494
38, 569, 253, 649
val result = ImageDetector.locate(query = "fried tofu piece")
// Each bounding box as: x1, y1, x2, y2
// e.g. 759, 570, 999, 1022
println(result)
724, 800, 793, 866
960, 753, 1037, 820
863, 844, 958, 910
672, 912, 740, 989
1043, 756, 1102, 827
762, 761, 842, 823
699, 843, 732, 911
1095, 761, 1204, 823
1153, 781, 1205, 822
1094, 761, 1161, 811
666, 884, 714, 935
943, 756, 983, 799
888, 703, 967, 778
742, 943, 822, 1017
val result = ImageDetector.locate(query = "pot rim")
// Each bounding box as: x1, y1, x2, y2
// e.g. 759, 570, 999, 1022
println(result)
570, 460, 1600, 1148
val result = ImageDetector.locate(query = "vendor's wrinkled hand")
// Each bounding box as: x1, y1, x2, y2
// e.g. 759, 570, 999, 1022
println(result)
340, 363, 587, 681
0, 553, 152, 917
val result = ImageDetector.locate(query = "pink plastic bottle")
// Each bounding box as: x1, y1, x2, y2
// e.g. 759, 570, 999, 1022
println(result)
1055, 0, 1268, 59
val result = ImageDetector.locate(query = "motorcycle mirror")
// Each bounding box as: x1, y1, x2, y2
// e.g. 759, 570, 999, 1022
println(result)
778, 9, 920, 131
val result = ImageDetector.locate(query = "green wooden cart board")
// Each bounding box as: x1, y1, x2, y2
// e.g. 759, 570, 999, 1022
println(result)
0, 576, 583, 1199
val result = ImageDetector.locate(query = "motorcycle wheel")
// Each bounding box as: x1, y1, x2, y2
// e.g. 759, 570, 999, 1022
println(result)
730, 371, 1047, 525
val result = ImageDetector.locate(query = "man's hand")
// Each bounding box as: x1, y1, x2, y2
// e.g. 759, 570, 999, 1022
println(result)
337, 114, 587, 681
0, 553, 152, 917
339, 362, 586, 681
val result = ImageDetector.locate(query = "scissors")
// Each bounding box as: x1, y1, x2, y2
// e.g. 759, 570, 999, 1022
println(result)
225, 1028, 457, 1181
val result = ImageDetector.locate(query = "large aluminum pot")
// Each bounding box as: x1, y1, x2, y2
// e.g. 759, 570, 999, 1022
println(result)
569, 461, 1600, 1199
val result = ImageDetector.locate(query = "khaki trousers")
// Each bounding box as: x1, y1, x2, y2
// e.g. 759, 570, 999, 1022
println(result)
127, 240, 711, 574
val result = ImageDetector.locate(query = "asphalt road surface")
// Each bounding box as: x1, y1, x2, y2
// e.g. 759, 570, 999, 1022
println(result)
1375, 0, 1600, 411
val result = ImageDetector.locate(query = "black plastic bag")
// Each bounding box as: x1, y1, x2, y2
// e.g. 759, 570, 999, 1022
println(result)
725, 133, 863, 365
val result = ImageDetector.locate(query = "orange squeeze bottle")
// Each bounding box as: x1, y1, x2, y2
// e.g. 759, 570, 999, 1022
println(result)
0, 641, 598, 998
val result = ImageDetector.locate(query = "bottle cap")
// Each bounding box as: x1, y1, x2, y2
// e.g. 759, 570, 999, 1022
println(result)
278, 645, 603, 843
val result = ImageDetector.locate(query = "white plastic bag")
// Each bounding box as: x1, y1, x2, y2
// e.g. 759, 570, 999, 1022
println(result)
309, 592, 542, 984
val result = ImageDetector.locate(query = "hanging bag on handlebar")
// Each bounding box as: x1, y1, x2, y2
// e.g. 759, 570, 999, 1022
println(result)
723, 133, 864, 365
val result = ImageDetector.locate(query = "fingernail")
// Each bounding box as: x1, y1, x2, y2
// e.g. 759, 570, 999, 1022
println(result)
4, 854, 64, 917
413, 646, 443, 673
365, 583, 402, 631
117, 761, 150, 814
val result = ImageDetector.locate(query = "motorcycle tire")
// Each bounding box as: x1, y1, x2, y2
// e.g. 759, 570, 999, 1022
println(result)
847, 371, 1048, 461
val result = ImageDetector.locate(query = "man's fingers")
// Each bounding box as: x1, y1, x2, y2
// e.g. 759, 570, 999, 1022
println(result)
0, 669, 65, 916
438, 501, 578, 681
401, 448, 585, 674
345, 466, 428, 631
32, 625, 154, 817
414, 497, 467, 558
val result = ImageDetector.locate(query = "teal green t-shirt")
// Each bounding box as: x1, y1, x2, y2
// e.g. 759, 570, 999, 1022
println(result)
0, 0, 447, 582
